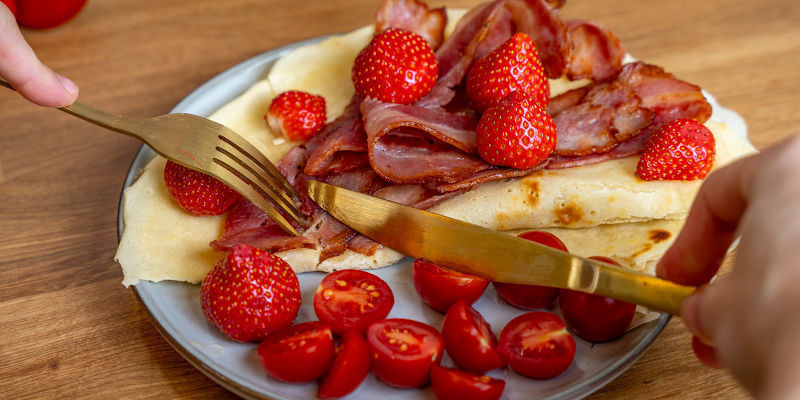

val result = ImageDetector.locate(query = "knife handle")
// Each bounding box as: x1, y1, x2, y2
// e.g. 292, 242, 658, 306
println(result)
569, 259, 696, 315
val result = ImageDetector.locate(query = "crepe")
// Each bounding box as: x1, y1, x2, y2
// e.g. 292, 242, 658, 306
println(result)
115, 10, 756, 286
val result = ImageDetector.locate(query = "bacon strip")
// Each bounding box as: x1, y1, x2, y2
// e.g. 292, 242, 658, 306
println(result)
375, 0, 447, 50
304, 96, 368, 176
506, 0, 570, 79
565, 20, 625, 82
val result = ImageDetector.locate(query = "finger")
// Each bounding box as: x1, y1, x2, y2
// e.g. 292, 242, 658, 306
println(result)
692, 335, 722, 369
656, 154, 756, 285
0, 6, 78, 107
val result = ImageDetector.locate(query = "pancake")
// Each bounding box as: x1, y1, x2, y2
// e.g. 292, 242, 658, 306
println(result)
115, 10, 756, 286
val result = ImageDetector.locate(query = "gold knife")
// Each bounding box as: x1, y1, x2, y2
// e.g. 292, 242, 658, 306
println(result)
307, 180, 695, 315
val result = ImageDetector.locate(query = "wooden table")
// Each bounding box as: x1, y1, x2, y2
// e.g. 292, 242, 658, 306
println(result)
2, 0, 797, 398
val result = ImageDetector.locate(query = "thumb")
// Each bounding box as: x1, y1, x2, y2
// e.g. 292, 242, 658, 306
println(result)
0, 5, 78, 107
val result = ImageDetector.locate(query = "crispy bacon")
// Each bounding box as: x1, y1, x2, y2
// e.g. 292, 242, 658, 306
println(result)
375, 0, 447, 50
506, 0, 570, 79
565, 20, 625, 82
552, 103, 617, 156
304, 96, 368, 176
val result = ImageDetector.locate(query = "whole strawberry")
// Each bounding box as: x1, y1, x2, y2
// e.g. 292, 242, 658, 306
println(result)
466, 32, 550, 112
636, 118, 715, 181
352, 27, 438, 104
476, 91, 556, 169
163, 160, 241, 216
266, 90, 327, 142
200, 244, 302, 342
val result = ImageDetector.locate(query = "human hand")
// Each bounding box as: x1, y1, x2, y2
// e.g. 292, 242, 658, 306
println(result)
0, 3, 78, 107
657, 135, 800, 399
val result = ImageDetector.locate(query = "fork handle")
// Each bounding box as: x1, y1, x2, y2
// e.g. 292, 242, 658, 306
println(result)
0, 79, 146, 142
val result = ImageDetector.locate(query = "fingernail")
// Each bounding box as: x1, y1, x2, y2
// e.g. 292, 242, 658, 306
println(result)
682, 291, 713, 345
56, 73, 79, 96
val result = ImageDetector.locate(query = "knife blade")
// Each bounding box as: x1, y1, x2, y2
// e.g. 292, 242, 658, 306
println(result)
307, 180, 695, 315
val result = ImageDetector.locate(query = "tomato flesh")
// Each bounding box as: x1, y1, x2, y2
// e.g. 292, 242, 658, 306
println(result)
366, 318, 443, 388
413, 259, 489, 312
497, 311, 576, 379
559, 256, 636, 342
314, 269, 394, 335
318, 330, 370, 399
430, 365, 505, 400
17, 0, 87, 29
257, 321, 335, 383
441, 300, 505, 373
493, 231, 567, 309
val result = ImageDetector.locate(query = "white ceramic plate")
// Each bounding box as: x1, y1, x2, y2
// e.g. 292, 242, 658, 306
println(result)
118, 36, 748, 400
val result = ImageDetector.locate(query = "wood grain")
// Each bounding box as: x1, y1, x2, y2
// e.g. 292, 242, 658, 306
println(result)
1, 0, 797, 398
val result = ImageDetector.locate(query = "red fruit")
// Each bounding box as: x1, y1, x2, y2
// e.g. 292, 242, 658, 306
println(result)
430, 366, 505, 400
559, 256, 636, 342
318, 330, 371, 399
441, 300, 506, 374
636, 118, 715, 181
163, 160, 241, 216
366, 318, 444, 388
493, 231, 567, 309
1, 0, 17, 18
412, 259, 489, 312
313, 269, 394, 335
200, 244, 301, 342
257, 321, 335, 383
466, 32, 550, 112
476, 91, 556, 169
497, 311, 576, 379
266, 90, 327, 142
17, 0, 87, 29
352, 27, 438, 104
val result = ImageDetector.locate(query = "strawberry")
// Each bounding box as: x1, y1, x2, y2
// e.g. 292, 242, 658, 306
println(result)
266, 90, 327, 141
636, 118, 715, 181
352, 27, 438, 104
200, 244, 302, 342
466, 32, 550, 112
163, 160, 241, 216
476, 91, 556, 169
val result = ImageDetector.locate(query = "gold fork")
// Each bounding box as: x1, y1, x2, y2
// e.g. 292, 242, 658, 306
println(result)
0, 80, 305, 236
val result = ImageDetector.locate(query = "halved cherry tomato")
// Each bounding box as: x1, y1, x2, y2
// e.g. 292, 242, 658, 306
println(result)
1, 0, 17, 18
559, 256, 636, 342
430, 365, 505, 400
17, 0, 87, 29
441, 300, 505, 373
413, 258, 489, 312
493, 231, 567, 309
497, 311, 576, 379
314, 270, 394, 335
318, 330, 370, 399
366, 318, 443, 388
257, 321, 335, 383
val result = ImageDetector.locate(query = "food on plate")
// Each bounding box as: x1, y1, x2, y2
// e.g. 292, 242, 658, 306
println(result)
313, 269, 394, 335
116, 0, 757, 286
493, 230, 566, 309
412, 258, 489, 312
352, 27, 439, 104
365, 318, 443, 388
256, 321, 335, 382
497, 311, 576, 379
430, 365, 506, 400
317, 330, 371, 399
200, 244, 301, 342
266, 90, 327, 142
476, 90, 556, 168
559, 256, 637, 342
441, 300, 506, 373
466, 32, 549, 111
636, 118, 715, 180
163, 160, 241, 216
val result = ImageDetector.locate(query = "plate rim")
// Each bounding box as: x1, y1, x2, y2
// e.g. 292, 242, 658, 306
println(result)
117, 35, 676, 400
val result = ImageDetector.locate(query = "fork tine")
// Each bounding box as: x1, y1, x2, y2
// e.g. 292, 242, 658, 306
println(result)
217, 134, 302, 203
214, 144, 307, 227
209, 161, 301, 236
